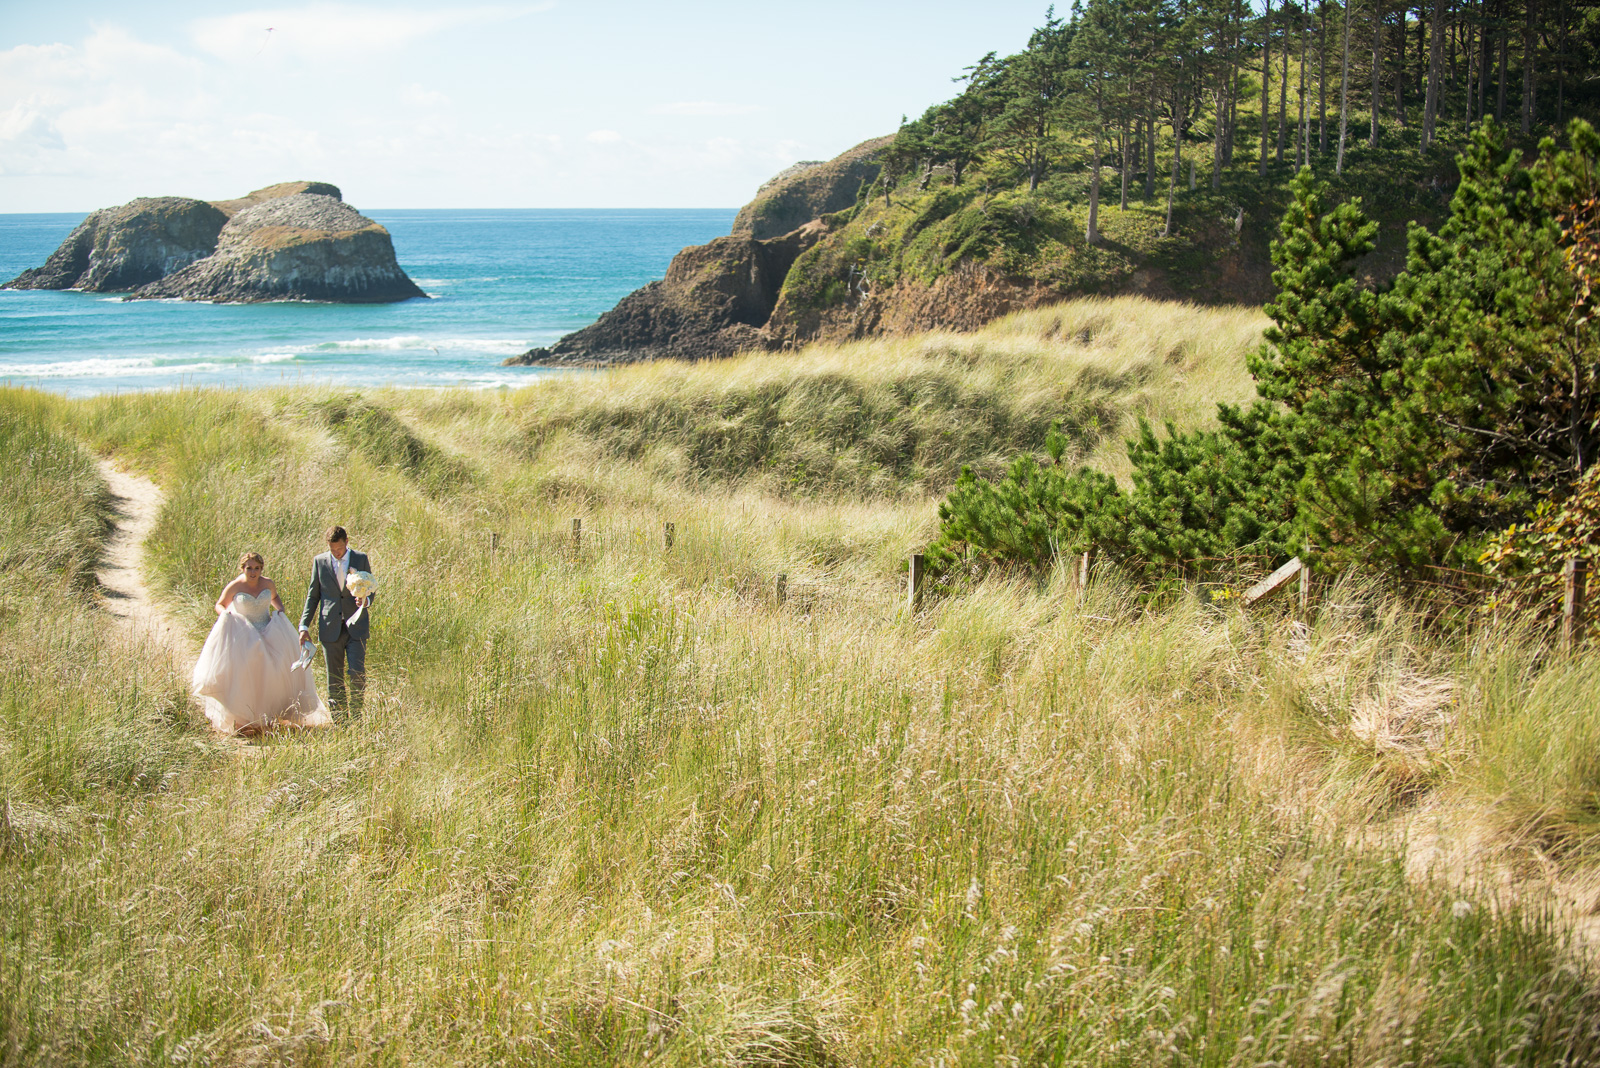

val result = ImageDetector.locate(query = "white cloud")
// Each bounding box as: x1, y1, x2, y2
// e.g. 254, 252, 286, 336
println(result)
188, 3, 550, 64
0, 5, 892, 209
402, 83, 449, 108
649, 101, 761, 117
0, 28, 218, 181
0, 105, 66, 152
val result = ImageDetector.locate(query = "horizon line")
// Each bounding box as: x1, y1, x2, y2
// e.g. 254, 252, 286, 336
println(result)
0, 205, 744, 216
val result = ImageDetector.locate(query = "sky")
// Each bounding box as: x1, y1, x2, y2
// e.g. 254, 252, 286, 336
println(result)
0, 1, 1052, 212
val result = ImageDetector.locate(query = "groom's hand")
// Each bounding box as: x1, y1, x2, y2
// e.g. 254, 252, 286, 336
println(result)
299, 628, 310, 642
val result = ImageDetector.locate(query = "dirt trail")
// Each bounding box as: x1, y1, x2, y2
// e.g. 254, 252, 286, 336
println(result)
95, 460, 193, 671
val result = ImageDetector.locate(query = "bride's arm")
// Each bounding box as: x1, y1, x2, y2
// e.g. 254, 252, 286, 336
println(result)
215, 577, 241, 616
264, 578, 287, 615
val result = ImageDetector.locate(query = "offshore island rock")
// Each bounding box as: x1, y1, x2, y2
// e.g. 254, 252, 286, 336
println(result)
4, 181, 425, 304
209, 180, 342, 218
129, 194, 425, 304
3, 197, 227, 292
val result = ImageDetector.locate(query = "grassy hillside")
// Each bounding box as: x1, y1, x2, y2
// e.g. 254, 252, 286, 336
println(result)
768, 13, 1560, 346
779, 121, 1466, 344
5, 301, 1600, 1063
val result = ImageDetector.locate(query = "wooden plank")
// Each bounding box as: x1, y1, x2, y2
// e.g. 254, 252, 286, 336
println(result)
775, 572, 788, 607
1243, 556, 1304, 607
908, 553, 926, 613
1564, 558, 1588, 650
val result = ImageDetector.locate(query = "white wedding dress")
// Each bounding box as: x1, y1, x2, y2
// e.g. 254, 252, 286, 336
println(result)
192, 589, 331, 733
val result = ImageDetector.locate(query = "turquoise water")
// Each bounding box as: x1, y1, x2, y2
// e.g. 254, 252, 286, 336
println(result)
0, 209, 736, 396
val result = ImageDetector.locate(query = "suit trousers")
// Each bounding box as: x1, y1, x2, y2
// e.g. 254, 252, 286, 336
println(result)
323, 630, 366, 710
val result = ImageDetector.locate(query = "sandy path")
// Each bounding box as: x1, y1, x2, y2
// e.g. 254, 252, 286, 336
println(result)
95, 460, 193, 670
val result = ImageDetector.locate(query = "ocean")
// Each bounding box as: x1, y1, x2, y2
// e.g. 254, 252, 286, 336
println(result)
0, 208, 737, 396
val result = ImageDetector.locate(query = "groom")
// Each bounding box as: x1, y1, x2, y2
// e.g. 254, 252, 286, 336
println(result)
299, 525, 373, 713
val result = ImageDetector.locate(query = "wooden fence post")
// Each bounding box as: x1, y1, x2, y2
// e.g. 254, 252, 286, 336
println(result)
1564, 558, 1588, 651
664, 521, 675, 551
908, 553, 926, 613
571, 517, 582, 552
1298, 555, 1310, 611
1243, 556, 1305, 608
775, 572, 788, 607
489, 531, 499, 565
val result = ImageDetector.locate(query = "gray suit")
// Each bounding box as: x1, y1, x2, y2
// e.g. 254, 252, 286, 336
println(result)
300, 549, 372, 710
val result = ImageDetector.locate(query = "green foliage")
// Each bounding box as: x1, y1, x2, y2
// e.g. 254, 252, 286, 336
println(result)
1481, 466, 1600, 625
1265, 122, 1600, 572
930, 121, 1600, 585
1120, 405, 1300, 568
928, 407, 1302, 578
927, 424, 1126, 571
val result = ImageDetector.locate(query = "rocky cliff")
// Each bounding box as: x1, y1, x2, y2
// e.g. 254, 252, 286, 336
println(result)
4, 197, 227, 292
509, 226, 822, 365
503, 124, 1321, 367
505, 130, 1258, 369
130, 195, 425, 304
505, 139, 888, 367
5, 182, 424, 304
730, 136, 892, 239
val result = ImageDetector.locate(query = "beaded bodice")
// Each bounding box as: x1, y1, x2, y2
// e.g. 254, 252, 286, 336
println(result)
233, 589, 273, 630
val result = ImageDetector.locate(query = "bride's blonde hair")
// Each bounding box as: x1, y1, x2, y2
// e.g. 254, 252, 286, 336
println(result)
238, 551, 265, 572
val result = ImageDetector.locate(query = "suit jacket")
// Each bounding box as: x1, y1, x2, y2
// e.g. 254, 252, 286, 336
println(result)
300, 549, 373, 645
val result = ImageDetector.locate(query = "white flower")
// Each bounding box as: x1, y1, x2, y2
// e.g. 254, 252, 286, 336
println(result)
346, 569, 377, 600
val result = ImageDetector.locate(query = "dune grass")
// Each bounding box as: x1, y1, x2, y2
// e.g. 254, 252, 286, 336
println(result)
456, 295, 1268, 498
5, 298, 1600, 1064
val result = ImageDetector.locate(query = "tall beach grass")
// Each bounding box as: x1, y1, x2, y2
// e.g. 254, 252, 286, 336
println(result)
4, 298, 1600, 1064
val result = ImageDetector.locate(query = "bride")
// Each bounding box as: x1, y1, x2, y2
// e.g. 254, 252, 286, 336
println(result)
193, 551, 331, 734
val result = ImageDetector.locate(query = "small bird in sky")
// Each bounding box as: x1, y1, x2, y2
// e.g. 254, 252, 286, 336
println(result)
254, 27, 275, 56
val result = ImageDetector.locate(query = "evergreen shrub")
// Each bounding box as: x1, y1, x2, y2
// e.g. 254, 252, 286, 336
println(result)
929, 121, 1600, 591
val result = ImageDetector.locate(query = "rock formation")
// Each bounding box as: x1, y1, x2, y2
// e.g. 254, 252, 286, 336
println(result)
130, 195, 425, 304
505, 139, 889, 367
764, 259, 1064, 347
4, 197, 227, 292
508, 225, 822, 366
209, 181, 342, 218
4, 182, 424, 304
730, 136, 893, 239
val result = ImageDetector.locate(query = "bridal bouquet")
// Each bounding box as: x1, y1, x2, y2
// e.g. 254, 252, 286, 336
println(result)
346, 569, 377, 627
346, 569, 377, 601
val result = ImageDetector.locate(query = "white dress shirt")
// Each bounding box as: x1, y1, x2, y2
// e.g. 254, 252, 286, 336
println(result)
332, 549, 351, 589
